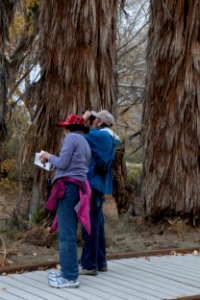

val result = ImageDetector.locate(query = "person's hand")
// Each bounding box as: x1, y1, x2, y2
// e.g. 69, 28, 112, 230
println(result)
83, 110, 91, 121
40, 151, 51, 162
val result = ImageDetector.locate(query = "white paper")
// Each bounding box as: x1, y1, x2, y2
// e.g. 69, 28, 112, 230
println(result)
34, 153, 53, 171
74, 201, 80, 214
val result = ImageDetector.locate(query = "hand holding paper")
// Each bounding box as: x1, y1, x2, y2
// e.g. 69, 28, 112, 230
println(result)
34, 151, 53, 171
40, 150, 51, 162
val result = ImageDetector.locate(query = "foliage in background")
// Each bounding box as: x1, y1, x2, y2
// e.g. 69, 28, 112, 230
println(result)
127, 163, 142, 187
0, 104, 31, 187
116, 0, 149, 163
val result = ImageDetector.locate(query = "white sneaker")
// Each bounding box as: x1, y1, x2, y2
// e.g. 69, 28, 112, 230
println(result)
48, 270, 62, 280
48, 276, 80, 288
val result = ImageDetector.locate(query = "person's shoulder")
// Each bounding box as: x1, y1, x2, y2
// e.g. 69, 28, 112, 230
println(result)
65, 132, 76, 139
100, 128, 120, 142
68, 132, 88, 144
63, 133, 78, 144
89, 129, 113, 142
86, 128, 101, 138
87, 128, 99, 135
88, 128, 110, 137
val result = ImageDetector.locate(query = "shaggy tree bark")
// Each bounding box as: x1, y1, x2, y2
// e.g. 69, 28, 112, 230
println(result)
26, 0, 118, 215
142, 0, 200, 221
113, 141, 135, 215
0, 0, 18, 176
0, 0, 22, 142
27, 0, 117, 154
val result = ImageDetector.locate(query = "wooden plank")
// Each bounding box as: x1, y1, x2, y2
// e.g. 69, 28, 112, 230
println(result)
143, 256, 200, 273
153, 255, 200, 271
116, 258, 200, 288
115, 258, 197, 286
105, 263, 193, 295
0, 275, 70, 300
36, 269, 155, 300
81, 268, 174, 299
24, 271, 111, 300
43, 262, 186, 298
135, 261, 200, 281
30, 271, 130, 300
80, 273, 164, 300
101, 267, 182, 297
109, 260, 200, 294
2, 256, 200, 300
108, 260, 200, 299
115, 262, 200, 296
79, 275, 154, 300
9, 273, 91, 300
0, 281, 42, 300
0, 287, 25, 300
137, 254, 200, 270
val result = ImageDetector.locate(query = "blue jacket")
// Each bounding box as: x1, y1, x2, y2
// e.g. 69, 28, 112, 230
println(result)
86, 128, 119, 194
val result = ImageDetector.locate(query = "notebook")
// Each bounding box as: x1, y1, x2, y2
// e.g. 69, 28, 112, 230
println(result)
34, 152, 53, 171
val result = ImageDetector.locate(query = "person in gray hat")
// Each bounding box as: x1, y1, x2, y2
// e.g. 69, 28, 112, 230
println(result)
79, 110, 119, 275
83, 109, 115, 129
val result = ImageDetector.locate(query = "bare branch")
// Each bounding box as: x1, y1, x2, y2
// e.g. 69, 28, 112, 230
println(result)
118, 36, 147, 60
118, 21, 148, 52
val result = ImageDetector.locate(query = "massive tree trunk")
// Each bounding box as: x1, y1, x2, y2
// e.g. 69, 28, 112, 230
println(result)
0, 0, 18, 176
0, 0, 18, 140
142, 0, 200, 221
26, 0, 118, 215
28, 0, 117, 154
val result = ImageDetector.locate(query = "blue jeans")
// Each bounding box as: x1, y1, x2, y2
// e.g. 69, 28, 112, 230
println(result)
57, 182, 79, 280
81, 189, 107, 271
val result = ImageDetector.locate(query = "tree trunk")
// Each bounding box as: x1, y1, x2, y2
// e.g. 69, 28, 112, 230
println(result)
25, 0, 118, 213
113, 141, 135, 215
27, 169, 45, 218
0, 0, 17, 142
0, 1, 18, 195
142, 0, 200, 221
26, 0, 118, 154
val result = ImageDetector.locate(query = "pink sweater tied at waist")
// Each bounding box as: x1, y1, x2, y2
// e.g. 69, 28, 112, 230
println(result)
46, 177, 91, 234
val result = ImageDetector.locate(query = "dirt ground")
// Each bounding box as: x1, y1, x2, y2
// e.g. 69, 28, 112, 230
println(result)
1, 186, 200, 272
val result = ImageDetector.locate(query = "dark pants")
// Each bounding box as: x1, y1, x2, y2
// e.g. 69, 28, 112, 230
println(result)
81, 189, 107, 271
57, 182, 79, 280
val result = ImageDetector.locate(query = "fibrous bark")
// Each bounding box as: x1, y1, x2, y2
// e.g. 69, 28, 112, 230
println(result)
113, 141, 135, 215
143, 0, 200, 220
25, 0, 118, 215
27, 0, 118, 155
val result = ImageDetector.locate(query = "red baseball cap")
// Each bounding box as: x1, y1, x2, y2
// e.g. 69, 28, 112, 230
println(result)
57, 114, 89, 133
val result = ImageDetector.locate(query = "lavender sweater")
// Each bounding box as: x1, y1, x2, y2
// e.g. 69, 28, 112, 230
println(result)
49, 132, 91, 182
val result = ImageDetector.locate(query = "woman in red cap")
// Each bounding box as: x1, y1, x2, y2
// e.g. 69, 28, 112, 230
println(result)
40, 114, 91, 288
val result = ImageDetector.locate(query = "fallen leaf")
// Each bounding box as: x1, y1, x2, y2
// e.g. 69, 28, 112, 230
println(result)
169, 250, 177, 256
192, 250, 199, 256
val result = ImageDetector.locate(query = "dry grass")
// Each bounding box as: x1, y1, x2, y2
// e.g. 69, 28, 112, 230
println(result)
167, 218, 187, 242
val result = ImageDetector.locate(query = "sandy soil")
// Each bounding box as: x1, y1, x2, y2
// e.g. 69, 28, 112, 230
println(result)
1, 186, 200, 271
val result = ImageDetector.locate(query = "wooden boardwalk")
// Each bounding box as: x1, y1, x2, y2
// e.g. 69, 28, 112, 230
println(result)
1, 255, 200, 300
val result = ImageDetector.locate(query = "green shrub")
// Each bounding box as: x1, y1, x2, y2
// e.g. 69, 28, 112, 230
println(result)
33, 208, 44, 224
124, 147, 143, 164
127, 163, 142, 185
